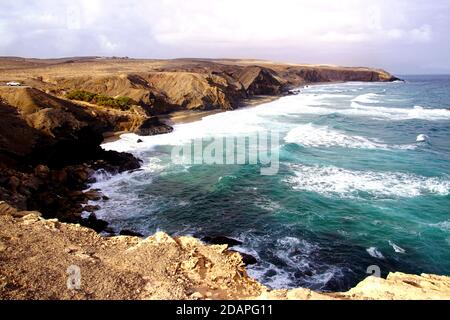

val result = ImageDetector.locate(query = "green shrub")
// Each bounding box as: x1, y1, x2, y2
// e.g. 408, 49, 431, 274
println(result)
66, 90, 96, 102
66, 90, 135, 111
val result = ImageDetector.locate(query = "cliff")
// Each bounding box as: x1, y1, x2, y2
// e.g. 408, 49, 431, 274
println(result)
1, 202, 448, 300
0, 90, 141, 227
0, 57, 399, 117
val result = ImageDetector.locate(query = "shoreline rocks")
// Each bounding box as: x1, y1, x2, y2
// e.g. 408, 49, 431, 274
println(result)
1, 208, 449, 300
136, 116, 174, 136
0, 92, 141, 231
201, 236, 243, 247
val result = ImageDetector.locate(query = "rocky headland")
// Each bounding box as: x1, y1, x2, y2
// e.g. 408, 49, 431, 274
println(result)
3, 57, 446, 300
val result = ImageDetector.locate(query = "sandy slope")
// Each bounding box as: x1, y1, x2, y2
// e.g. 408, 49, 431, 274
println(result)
1, 202, 449, 300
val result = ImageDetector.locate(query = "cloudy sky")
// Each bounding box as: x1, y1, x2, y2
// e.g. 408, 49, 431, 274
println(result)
1, 0, 449, 74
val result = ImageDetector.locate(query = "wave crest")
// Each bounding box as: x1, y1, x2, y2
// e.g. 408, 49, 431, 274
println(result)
285, 164, 450, 198
284, 124, 415, 150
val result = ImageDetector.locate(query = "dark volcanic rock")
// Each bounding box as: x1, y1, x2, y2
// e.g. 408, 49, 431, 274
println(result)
82, 213, 109, 233
119, 229, 144, 237
92, 150, 142, 173
0, 93, 142, 229
136, 116, 173, 136
202, 236, 243, 247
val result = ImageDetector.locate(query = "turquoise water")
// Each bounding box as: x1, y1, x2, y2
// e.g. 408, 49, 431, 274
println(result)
95, 75, 450, 291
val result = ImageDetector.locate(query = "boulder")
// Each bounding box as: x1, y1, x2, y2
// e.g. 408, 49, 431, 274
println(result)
82, 213, 109, 233
136, 116, 173, 136
119, 229, 144, 237
229, 250, 258, 266
34, 165, 50, 179
84, 189, 103, 201
202, 236, 243, 247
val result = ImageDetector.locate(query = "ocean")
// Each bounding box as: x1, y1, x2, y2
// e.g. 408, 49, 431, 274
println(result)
93, 75, 450, 292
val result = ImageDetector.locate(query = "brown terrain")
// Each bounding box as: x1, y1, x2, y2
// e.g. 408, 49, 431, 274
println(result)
1, 201, 449, 300
4, 57, 449, 300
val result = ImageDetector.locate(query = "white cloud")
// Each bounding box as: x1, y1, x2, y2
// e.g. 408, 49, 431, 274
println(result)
409, 24, 432, 42
150, 0, 434, 47
99, 35, 119, 51
0, 0, 448, 73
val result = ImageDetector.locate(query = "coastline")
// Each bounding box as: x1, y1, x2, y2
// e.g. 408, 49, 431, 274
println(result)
102, 81, 379, 143
103, 95, 283, 143
89, 78, 450, 296
5, 58, 432, 299
162, 95, 281, 125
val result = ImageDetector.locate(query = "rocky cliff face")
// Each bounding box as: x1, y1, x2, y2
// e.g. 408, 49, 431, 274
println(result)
1, 203, 448, 300
0, 89, 140, 226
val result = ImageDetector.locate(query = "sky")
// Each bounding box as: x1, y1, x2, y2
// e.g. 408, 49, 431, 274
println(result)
1, 0, 449, 74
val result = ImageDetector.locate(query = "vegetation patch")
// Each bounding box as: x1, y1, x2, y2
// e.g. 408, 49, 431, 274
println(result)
66, 90, 136, 110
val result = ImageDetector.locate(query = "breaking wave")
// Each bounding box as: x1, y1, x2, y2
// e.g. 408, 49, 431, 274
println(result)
285, 164, 450, 199
352, 93, 381, 103
284, 123, 415, 150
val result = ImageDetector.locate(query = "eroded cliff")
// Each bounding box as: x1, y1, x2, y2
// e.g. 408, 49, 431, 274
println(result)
0, 57, 399, 116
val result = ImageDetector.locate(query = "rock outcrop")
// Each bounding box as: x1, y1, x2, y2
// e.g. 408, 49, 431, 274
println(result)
0, 204, 448, 300
0, 89, 140, 227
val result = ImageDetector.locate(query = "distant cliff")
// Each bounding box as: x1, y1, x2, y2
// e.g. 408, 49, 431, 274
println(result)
0, 57, 399, 116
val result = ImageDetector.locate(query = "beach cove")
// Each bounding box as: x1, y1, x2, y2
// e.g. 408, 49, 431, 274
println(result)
93, 75, 450, 292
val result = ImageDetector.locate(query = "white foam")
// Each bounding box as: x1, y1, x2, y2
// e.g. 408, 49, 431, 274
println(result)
429, 220, 450, 231
101, 87, 450, 156
285, 164, 450, 199
284, 123, 415, 150
261, 93, 450, 121
102, 106, 270, 154
348, 103, 450, 121
416, 134, 430, 143
366, 247, 385, 259
389, 241, 406, 254
246, 235, 344, 290
142, 157, 167, 172
247, 264, 293, 289
254, 196, 282, 212
352, 93, 380, 104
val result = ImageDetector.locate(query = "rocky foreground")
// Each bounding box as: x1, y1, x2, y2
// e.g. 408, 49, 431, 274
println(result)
1, 201, 449, 300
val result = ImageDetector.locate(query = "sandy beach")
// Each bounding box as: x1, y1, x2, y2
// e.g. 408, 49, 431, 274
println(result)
161, 95, 282, 126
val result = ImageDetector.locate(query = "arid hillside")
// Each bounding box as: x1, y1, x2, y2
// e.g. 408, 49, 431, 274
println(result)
0, 57, 399, 115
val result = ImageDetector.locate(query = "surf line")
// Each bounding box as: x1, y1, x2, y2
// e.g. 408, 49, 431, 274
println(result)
170, 131, 280, 176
